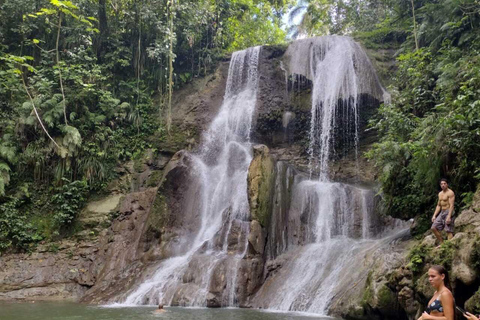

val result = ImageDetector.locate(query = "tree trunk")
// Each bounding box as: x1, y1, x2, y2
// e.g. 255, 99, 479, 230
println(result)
411, 0, 419, 51
96, 0, 109, 60
56, 12, 68, 125
166, 0, 175, 134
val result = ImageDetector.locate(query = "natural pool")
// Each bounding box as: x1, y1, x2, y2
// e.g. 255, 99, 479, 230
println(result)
0, 302, 339, 320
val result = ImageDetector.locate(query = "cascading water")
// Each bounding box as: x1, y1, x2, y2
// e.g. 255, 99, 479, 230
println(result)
119, 46, 261, 307
251, 36, 407, 315
113, 36, 407, 316
283, 36, 385, 179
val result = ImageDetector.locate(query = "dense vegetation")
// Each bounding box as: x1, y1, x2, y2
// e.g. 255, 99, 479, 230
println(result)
1, 0, 479, 252
0, 0, 290, 252
361, 0, 480, 230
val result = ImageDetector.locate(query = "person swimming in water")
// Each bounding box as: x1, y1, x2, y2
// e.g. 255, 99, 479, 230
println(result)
153, 304, 166, 314
417, 265, 454, 320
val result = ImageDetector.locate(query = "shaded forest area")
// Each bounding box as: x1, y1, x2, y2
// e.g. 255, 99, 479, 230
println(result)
1, 0, 479, 251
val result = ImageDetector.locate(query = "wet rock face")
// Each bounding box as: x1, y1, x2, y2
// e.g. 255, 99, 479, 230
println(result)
247, 145, 276, 227
322, 232, 412, 320
253, 45, 313, 150
80, 188, 158, 303
248, 220, 265, 255
146, 151, 205, 257
391, 267, 420, 316
466, 289, 480, 314
0, 146, 209, 304
0, 241, 97, 301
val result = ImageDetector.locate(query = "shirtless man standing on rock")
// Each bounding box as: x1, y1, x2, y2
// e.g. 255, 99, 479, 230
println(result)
431, 178, 455, 246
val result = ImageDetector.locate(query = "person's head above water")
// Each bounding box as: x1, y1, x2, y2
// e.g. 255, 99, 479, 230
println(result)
158, 304, 164, 310
440, 178, 449, 191
428, 265, 451, 290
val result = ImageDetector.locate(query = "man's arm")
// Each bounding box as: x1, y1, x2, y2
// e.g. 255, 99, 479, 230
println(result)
447, 191, 455, 222
432, 196, 441, 222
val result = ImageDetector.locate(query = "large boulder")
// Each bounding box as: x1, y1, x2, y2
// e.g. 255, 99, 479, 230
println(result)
248, 220, 265, 255
247, 145, 276, 227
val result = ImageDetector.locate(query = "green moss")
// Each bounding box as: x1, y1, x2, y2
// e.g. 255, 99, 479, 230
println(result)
411, 214, 433, 238
362, 271, 374, 307
151, 124, 198, 154
133, 149, 151, 173
431, 241, 456, 270
407, 242, 432, 273
256, 158, 275, 228
291, 91, 312, 112
470, 235, 480, 272
415, 272, 435, 301
465, 288, 480, 314
377, 284, 396, 309
147, 191, 169, 232
30, 214, 56, 241
256, 109, 283, 137
146, 170, 163, 187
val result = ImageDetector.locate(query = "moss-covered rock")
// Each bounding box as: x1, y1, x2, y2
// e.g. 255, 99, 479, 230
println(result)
465, 288, 480, 314
472, 184, 480, 213
247, 145, 276, 227
362, 271, 375, 307
377, 283, 397, 310
360, 270, 403, 319
148, 192, 168, 233
146, 170, 163, 188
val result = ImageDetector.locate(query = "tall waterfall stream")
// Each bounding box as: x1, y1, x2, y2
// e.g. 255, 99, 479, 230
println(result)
115, 37, 409, 316
120, 46, 262, 307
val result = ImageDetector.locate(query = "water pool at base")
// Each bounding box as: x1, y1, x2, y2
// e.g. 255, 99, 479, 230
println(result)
0, 302, 339, 320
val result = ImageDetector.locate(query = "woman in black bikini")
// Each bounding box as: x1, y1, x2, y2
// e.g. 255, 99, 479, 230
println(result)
417, 265, 454, 320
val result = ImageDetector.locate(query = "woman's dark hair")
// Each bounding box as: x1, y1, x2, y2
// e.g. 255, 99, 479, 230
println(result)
430, 265, 452, 290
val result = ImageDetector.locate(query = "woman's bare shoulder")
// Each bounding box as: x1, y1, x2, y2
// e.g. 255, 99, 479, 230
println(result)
440, 289, 454, 300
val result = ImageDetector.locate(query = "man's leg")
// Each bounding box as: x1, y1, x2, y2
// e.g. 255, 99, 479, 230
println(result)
445, 216, 454, 240
431, 227, 444, 244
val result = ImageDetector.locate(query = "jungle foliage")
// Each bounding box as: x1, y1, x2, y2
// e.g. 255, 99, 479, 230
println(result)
364, 0, 480, 221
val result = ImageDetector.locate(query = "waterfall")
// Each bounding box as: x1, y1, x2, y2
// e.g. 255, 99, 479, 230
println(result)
114, 36, 408, 316
285, 36, 385, 179
119, 46, 261, 307
252, 36, 407, 315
